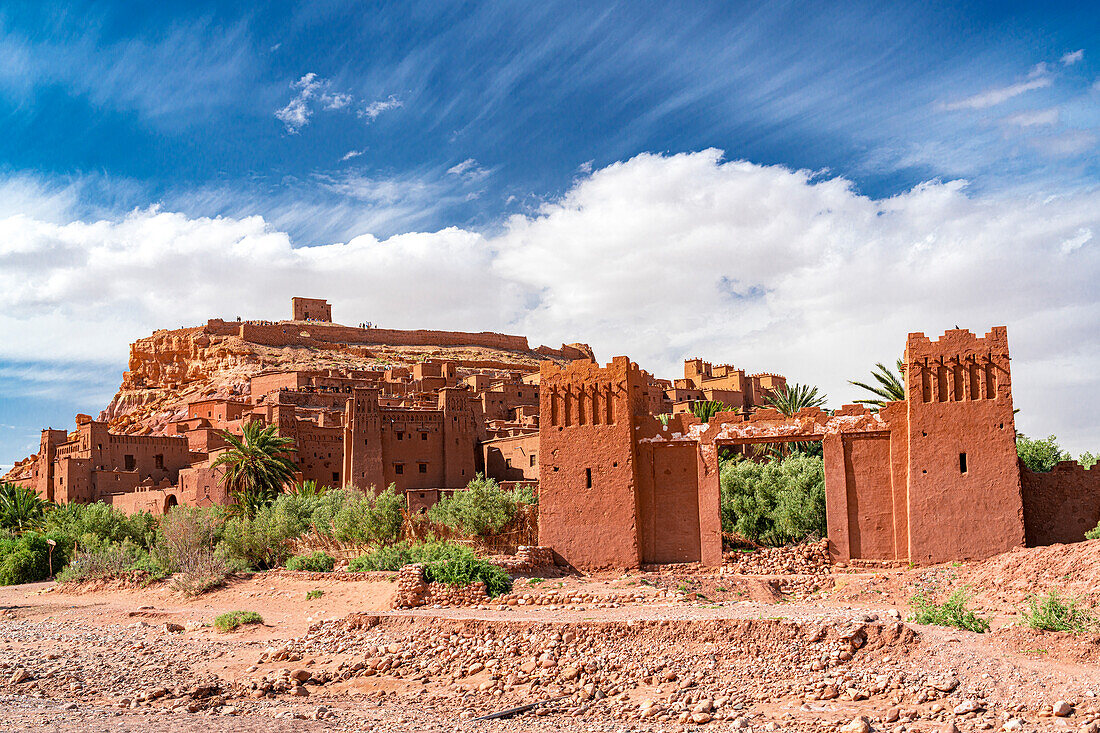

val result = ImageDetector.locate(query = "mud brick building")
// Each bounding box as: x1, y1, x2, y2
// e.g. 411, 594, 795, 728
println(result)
538, 328, 1100, 569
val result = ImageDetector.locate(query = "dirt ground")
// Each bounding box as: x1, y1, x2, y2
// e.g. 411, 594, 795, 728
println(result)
2, 544, 1100, 732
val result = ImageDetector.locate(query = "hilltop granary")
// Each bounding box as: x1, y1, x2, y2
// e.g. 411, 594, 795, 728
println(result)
9, 301, 1099, 566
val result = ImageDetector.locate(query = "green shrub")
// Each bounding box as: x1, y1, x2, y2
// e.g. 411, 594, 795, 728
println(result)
719, 455, 826, 546
45, 502, 157, 550
1086, 522, 1100, 541
1017, 434, 1070, 473
214, 610, 263, 632
1022, 592, 1097, 633
349, 542, 413, 571
909, 588, 990, 633
327, 486, 404, 545
0, 531, 71, 585
286, 551, 335, 572
424, 556, 512, 597
306, 589, 323, 600
349, 540, 476, 571
1080, 452, 1098, 470
427, 475, 531, 536
58, 541, 165, 583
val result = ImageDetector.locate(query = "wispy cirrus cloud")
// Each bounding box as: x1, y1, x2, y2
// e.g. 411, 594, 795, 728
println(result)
446, 158, 490, 182
940, 65, 1052, 111
1005, 108, 1060, 127
0, 17, 256, 124
1061, 49, 1084, 66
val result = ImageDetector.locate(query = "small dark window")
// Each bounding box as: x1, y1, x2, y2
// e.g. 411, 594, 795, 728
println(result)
530, 454, 536, 467
333, 472, 339, 482
959, 453, 968, 474
585, 467, 593, 488
124, 454, 135, 471
155, 454, 164, 470
505, 458, 512, 468
396, 432, 404, 440
395, 464, 404, 475
418, 463, 427, 474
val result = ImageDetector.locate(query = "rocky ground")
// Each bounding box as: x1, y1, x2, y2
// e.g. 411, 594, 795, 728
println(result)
3, 545, 1100, 732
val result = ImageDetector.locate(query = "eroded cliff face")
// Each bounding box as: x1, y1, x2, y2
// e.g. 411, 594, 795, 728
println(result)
99, 324, 589, 437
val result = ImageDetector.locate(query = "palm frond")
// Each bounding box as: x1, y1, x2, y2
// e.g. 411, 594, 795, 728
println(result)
849, 358, 906, 409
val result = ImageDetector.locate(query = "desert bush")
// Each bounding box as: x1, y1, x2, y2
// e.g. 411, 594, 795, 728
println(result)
719, 455, 826, 546
214, 610, 263, 632
909, 588, 990, 633
427, 475, 532, 536
154, 507, 242, 596
424, 555, 512, 597
1022, 592, 1097, 633
1016, 434, 1069, 473
285, 551, 335, 572
0, 531, 71, 585
44, 502, 157, 550
306, 589, 323, 600
58, 541, 164, 583
349, 540, 476, 571
1086, 522, 1100, 541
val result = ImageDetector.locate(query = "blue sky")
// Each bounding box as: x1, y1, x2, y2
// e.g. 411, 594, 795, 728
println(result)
2, 0, 1099, 466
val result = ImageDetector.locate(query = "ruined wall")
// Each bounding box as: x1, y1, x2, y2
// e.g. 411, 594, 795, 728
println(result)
905, 328, 1025, 563
1021, 461, 1100, 546
635, 440, 720, 565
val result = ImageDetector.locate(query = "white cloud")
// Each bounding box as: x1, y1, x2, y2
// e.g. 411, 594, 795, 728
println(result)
1061, 49, 1085, 66
340, 149, 365, 162
360, 95, 403, 121
321, 92, 352, 110
941, 71, 1052, 111
447, 158, 489, 181
1005, 108, 1060, 127
275, 73, 357, 133
1, 151, 1099, 454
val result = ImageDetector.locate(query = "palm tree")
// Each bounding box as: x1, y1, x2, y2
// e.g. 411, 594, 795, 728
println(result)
849, 359, 906, 409
690, 400, 732, 423
289, 479, 328, 498
764, 383, 827, 416
212, 421, 298, 518
0, 481, 50, 532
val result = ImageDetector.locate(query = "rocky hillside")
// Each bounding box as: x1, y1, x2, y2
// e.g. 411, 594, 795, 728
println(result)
3, 318, 591, 481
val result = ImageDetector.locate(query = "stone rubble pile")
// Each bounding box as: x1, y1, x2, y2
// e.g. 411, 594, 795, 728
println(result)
251, 613, 932, 725
491, 546, 556, 573
724, 539, 832, 576
392, 564, 491, 609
